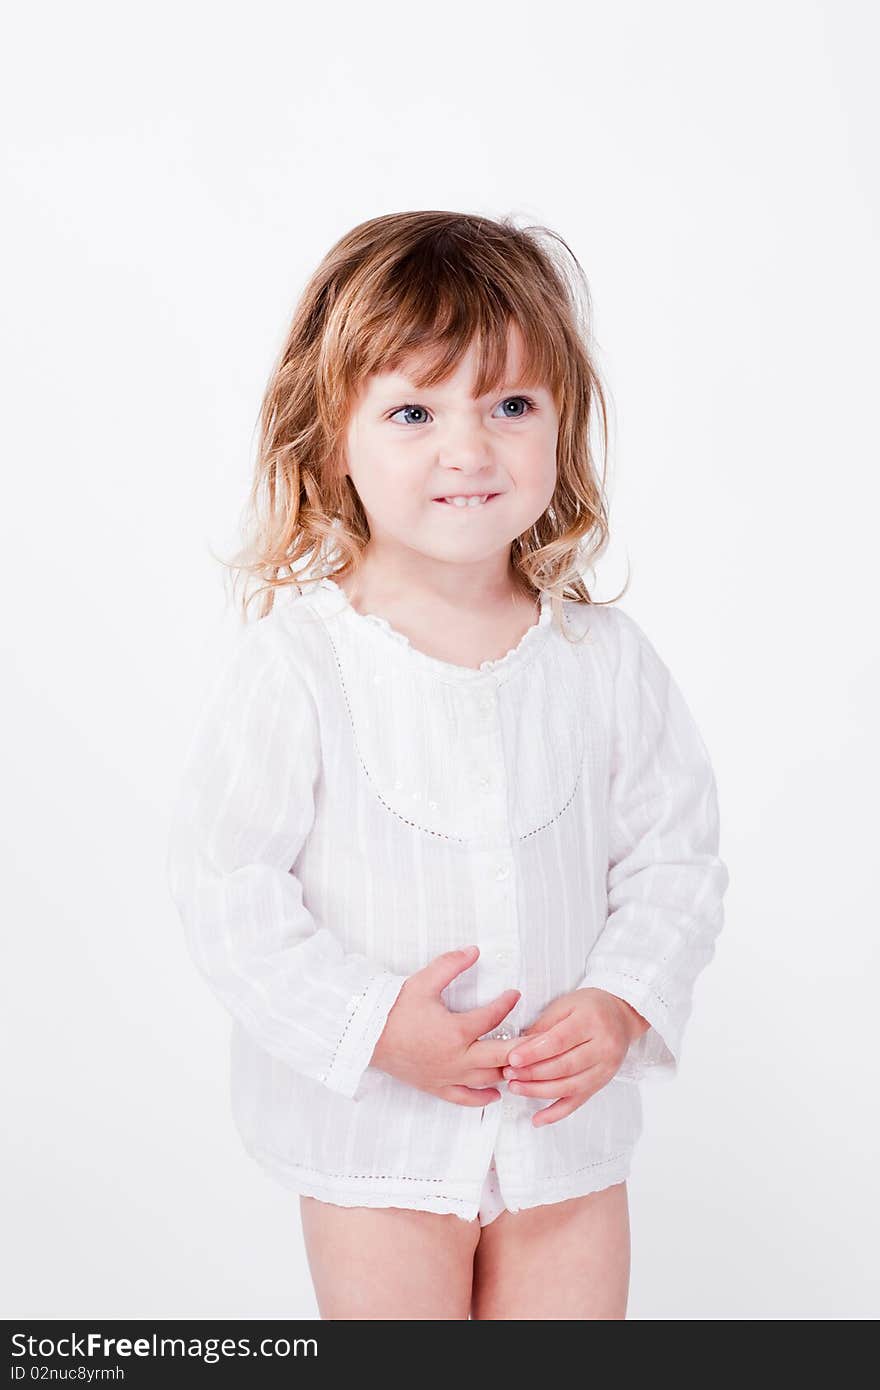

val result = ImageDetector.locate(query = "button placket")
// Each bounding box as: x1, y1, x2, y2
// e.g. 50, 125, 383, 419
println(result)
468, 682, 521, 1045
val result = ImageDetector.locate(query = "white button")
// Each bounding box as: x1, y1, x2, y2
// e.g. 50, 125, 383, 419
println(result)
412, 790, 420, 800
502, 1101, 516, 1117
394, 780, 403, 790
479, 695, 494, 714
428, 799, 438, 810
495, 863, 510, 880
479, 776, 491, 790
495, 951, 510, 964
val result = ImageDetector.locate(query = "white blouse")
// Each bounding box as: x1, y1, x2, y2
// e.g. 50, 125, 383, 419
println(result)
166, 576, 729, 1222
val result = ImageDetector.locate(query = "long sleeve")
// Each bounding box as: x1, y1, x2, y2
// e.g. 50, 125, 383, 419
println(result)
578, 607, 729, 1082
166, 620, 408, 1102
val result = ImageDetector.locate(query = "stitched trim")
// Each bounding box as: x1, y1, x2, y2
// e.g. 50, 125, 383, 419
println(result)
249, 1151, 631, 1186
315, 621, 470, 843
321, 982, 370, 1085
519, 761, 584, 841
581, 969, 674, 1014
305, 596, 590, 847
322, 975, 399, 1088
270, 1160, 466, 1186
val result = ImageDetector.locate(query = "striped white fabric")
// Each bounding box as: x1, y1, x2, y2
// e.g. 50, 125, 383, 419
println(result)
166, 577, 729, 1221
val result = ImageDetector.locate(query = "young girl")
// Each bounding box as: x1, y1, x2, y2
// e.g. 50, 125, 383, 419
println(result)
167, 210, 729, 1320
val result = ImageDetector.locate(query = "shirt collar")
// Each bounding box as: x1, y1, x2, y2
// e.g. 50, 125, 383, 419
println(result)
300, 577, 555, 685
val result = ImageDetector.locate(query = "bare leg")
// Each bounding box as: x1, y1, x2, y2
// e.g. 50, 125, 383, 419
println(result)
299, 1195, 482, 1319
470, 1181, 631, 1320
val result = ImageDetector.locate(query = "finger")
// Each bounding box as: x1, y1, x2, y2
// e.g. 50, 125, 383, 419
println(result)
506, 1016, 578, 1068
511, 1069, 609, 1105
505, 1075, 579, 1099
465, 1067, 509, 1087
531, 1095, 583, 1127
443, 1084, 501, 1106
466, 1036, 526, 1070
462, 989, 522, 1042
509, 1061, 611, 1098
503, 1042, 595, 1082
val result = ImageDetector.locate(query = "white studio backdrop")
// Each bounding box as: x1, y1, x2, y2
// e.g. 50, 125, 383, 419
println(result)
2, 0, 877, 1320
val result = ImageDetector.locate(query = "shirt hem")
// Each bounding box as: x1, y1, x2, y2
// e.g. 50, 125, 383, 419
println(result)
242, 1142, 636, 1223
247, 1144, 481, 1219
497, 1149, 634, 1210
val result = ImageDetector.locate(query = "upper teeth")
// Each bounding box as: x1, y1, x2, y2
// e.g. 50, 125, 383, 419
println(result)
441, 495, 490, 507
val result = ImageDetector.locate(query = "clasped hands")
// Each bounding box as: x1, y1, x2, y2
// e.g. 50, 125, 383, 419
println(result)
371, 944, 650, 1127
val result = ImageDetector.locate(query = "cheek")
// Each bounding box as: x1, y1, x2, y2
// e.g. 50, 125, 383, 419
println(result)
349, 447, 396, 496
355, 459, 426, 519
517, 447, 557, 501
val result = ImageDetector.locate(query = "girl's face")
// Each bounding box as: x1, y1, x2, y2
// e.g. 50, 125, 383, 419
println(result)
341, 322, 559, 584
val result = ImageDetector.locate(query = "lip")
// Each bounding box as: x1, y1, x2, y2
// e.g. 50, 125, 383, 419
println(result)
432, 493, 502, 507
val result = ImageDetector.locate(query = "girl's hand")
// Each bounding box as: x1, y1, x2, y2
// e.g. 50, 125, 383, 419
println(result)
500, 988, 651, 1127
370, 945, 523, 1106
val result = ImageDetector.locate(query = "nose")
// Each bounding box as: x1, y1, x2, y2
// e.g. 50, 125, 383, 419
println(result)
436, 418, 495, 473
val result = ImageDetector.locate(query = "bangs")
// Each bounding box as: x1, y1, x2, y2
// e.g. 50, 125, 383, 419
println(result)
329, 224, 568, 407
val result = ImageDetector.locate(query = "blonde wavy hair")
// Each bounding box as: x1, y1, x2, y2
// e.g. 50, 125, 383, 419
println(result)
220, 210, 629, 626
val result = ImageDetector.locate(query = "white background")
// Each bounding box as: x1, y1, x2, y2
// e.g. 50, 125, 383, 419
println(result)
3, 0, 877, 1320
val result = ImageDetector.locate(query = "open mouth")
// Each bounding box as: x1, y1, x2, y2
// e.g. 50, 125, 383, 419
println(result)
432, 494, 501, 508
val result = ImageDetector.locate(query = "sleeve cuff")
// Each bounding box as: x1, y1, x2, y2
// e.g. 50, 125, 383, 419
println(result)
322, 971, 409, 1101
577, 969, 685, 1083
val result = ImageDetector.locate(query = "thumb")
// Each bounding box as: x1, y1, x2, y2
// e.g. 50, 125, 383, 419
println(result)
414, 946, 481, 997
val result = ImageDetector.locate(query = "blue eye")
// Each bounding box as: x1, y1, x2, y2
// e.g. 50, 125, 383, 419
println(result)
388, 395, 538, 426
496, 396, 536, 419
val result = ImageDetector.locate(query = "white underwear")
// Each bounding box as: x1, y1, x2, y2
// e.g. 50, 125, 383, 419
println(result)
476, 1153, 507, 1227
